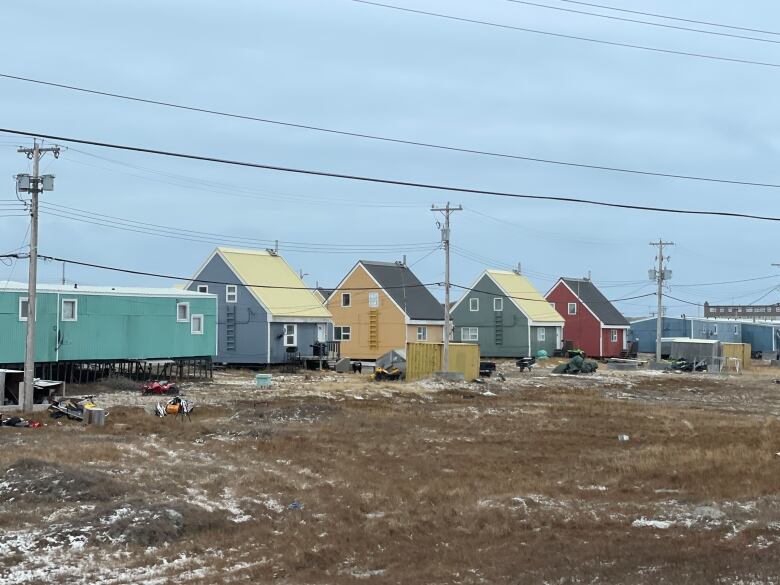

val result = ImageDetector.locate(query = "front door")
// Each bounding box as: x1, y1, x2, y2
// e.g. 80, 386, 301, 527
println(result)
317, 323, 327, 343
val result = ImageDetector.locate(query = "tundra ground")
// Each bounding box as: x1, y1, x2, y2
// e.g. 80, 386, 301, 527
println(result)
2, 362, 780, 584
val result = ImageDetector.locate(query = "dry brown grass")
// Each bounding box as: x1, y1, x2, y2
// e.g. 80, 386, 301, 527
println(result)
2, 374, 780, 583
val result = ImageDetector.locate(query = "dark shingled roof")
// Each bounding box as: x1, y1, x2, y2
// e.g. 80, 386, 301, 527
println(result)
317, 287, 334, 300
361, 261, 444, 321
561, 278, 629, 327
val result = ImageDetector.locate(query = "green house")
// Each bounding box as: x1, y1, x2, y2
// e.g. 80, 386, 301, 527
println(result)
0, 282, 217, 364
451, 270, 564, 358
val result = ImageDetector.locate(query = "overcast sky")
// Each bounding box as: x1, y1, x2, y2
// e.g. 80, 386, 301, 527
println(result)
2, 0, 779, 318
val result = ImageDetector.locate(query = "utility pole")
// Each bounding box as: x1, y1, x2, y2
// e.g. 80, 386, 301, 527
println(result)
16, 140, 59, 412
431, 202, 462, 372
649, 239, 674, 364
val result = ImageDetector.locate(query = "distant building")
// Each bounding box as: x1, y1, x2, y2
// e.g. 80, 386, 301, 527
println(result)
704, 302, 780, 321
545, 277, 629, 358
326, 260, 444, 360
451, 270, 564, 358
187, 247, 333, 365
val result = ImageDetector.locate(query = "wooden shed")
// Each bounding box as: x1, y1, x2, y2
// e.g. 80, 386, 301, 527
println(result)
405, 342, 480, 381
721, 343, 752, 370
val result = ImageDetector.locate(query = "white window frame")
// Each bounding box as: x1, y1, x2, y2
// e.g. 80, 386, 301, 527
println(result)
417, 326, 428, 341
713, 324, 718, 335
470, 298, 479, 312
549, 302, 556, 310
18, 297, 32, 322
568, 303, 577, 315
226, 285, 238, 303
334, 326, 351, 341
177, 302, 190, 322
537, 328, 546, 342
191, 314, 204, 335
341, 292, 351, 308
493, 298, 503, 312
61, 299, 78, 322
610, 329, 618, 343
283, 324, 297, 347
734, 325, 738, 335
197, 285, 208, 293
461, 327, 478, 342
368, 291, 379, 308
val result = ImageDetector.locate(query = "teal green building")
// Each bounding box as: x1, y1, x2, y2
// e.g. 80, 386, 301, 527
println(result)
0, 282, 217, 364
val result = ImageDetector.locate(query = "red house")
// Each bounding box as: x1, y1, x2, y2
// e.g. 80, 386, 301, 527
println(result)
545, 278, 630, 358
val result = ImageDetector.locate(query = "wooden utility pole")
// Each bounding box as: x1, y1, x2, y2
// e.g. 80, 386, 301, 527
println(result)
650, 239, 674, 364
431, 202, 462, 372
16, 140, 59, 412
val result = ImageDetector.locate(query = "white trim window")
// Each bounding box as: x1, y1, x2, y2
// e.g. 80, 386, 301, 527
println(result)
191, 314, 204, 335
567, 303, 577, 315
18, 297, 31, 322
549, 302, 556, 310
417, 326, 428, 341
334, 326, 351, 341
368, 291, 379, 308
537, 328, 546, 342
610, 329, 618, 343
197, 285, 208, 293
461, 327, 478, 341
469, 298, 479, 312
226, 285, 238, 303
177, 302, 190, 322
733, 325, 738, 335
283, 324, 297, 347
494, 298, 503, 312
342, 292, 351, 307
713, 325, 718, 335
62, 299, 78, 322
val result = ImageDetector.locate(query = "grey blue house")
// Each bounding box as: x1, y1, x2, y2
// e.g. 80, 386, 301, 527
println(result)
187, 247, 333, 365
451, 270, 564, 358
629, 316, 780, 356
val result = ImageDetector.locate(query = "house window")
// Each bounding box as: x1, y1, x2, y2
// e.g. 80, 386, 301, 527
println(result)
470, 298, 479, 312
549, 302, 556, 310
537, 328, 546, 342
568, 303, 577, 315
368, 292, 379, 308
62, 299, 78, 322
494, 298, 503, 312
342, 293, 351, 307
197, 285, 208, 293
18, 297, 30, 321
226, 285, 238, 303
747, 307, 753, 313
713, 325, 718, 335
461, 327, 478, 341
734, 326, 738, 335
191, 314, 204, 335
417, 326, 427, 341
283, 324, 297, 347
177, 302, 190, 322
611, 329, 618, 342
334, 326, 351, 341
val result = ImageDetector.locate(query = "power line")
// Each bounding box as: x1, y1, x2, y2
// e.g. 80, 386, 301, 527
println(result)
350, 0, 780, 69
0, 253, 440, 292
38, 202, 437, 252
504, 0, 780, 45
2, 127, 778, 223
5, 73, 780, 190
674, 274, 780, 288
557, 0, 780, 37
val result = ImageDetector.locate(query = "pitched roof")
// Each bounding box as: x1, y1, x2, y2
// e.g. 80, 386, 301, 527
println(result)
215, 248, 331, 319
487, 270, 564, 324
560, 278, 629, 326
1, 282, 215, 298
359, 261, 443, 321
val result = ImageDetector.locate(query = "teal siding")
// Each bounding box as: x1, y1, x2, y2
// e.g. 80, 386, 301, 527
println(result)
451, 275, 531, 358
0, 290, 216, 363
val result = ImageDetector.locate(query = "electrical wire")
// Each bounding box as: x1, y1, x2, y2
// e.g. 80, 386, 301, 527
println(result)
2, 128, 777, 223
350, 0, 780, 69
504, 0, 780, 45
557, 0, 780, 37
4, 73, 780, 190
38, 202, 437, 252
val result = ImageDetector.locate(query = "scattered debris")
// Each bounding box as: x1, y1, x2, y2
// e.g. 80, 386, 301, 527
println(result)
141, 379, 179, 396
0, 414, 41, 428
155, 396, 195, 421
552, 353, 598, 374
516, 357, 536, 372
618, 434, 630, 443
48, 395, 106, 423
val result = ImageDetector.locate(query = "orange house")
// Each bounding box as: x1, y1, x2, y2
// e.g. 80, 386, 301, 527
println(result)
327, 260, 445, 360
